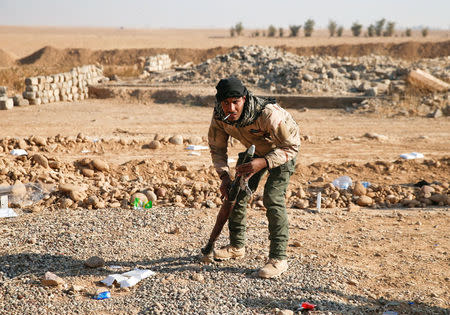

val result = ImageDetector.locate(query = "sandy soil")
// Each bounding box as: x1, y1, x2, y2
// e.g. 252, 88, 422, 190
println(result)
0, 26, 448, 58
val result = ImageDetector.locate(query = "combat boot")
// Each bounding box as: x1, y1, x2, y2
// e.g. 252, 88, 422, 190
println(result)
213, 245, 245, 260
258, 258, 288, 278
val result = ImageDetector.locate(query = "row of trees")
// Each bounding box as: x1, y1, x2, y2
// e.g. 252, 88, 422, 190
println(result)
230, 20, 430, 38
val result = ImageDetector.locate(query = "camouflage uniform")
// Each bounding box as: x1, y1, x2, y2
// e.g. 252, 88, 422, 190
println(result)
208, 103, 300, 259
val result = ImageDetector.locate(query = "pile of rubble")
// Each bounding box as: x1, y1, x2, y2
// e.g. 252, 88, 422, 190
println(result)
0, 136, 448, 212
156, 45, 449, 98
139, 54, 172, 79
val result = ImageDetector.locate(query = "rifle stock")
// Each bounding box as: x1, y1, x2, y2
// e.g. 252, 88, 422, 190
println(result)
201, 145, 255, 257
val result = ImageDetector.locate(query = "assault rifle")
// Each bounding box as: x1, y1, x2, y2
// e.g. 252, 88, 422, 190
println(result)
201, 145, 255, 260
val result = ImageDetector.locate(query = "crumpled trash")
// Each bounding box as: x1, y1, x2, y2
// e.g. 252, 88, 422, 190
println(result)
332, 176, 352, 190
186, 145, 209, 150
93, 291, 111, 300
400, 152, 424, 159
0, 208, 18, 218
296, 301, 316, 311
101, 268, 155, 288
10, 149, 28, 156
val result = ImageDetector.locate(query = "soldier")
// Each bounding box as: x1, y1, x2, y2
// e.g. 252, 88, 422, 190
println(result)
208, 77, 300, 278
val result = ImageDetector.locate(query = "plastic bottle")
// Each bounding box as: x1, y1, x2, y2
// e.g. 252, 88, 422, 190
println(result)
316, 192, 321, 211
93, 291, 111, 300
332, 176, 352, 190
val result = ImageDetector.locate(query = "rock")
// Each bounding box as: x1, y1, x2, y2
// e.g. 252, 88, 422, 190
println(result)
420, 185, 435, 195
296, 188, 307, 199
148, 140, 162, 149
187, 136, 202, 145
91, 159, 109, 172
169, 135, 183, 145
430, 109, 443, 118
346, 203, 361, 211
41, 272, 65, 286
353, 182, 367, 196
177, 165, 188, 171
59, 183, 82, 193
70, 190, 87, 202
294, 199, 309, 209
32, 136, 47, 146
292, 241, 301, 247
155, 188, 166, 198
205, 200, 216, 208
84, 256, 105, 268
347, 278, 359, 286
277, 310, 294, 315
32, 153, 49, 168
18, 139, 27, 149
429, 194, 449, 204
356, 196, 373, 206
192, 273, 205, 283
61, 198, 74, 208
363, 132, 388, 141
144, 190, 158, 202
303, 73, 313, 81
365, 87, 377, 97
81, 168, 95, 177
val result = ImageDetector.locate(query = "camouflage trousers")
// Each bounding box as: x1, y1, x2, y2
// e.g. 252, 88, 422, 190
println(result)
228, 151, 296, 260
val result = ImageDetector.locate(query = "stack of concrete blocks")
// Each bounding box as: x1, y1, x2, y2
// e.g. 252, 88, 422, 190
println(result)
0, 86, 14, 110
141, 54, 171, 78
22, 64, 104, 105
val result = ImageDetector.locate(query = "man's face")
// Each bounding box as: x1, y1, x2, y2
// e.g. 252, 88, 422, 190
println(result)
221, 96, 246, 121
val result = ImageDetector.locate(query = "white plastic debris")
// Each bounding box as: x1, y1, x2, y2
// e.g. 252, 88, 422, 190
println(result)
101, 269, 155, 288
228, 158, 236, 163
10, 149, 28, 156
81, 149, 91, 153
186, 145, 209, 150
332, 176, 352, 190
188, 151, 201, 156
0, 208, 18, 218
400, 152, 424, 160
316, 192, 321, 211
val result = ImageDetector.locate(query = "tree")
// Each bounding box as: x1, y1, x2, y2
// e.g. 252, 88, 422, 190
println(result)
268, 25, 276, 37
289, 25, 301, 37
367, 24, 375, 37
405, 28, 412, 37
230, 27, 235, 37
234, 22, 244, 36
422, 27, 429, 37
384, 21, 395, 37
328, 20, 337, 37
351, 22, 362, 37
375, 18, 386, 36
279, 27, 284, 38
337, 26, 344, 37
304, 19, 315, 37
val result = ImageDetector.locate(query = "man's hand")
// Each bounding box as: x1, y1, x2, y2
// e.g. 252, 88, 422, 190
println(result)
219, 174, 232, 200
236, 158, 267, 181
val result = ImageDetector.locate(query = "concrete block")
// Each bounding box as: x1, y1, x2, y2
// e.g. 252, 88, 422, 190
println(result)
25, 77, 38, 85
30, 98, 42, 105
61, 94, 68, 102
49, 95, 55, 103
46, 76, 53, 83
41, 97, 49, 104
0, 98, 13, 110
26, 85, 38, 92
54, 94, 60, 102
0, 86, 7, 94
73, 93, 80, 101
37, 76, 46, 84
23, 91, 37, 99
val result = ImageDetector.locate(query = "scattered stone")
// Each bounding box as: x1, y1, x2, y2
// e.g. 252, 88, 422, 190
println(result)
84, 256, 105, 268
32, 153, 49, 168
91, 159, 109, 172
148, 140, 162, 149
187, 136, 202, 145
353, 181, 367, 196
41, 272, 65, 286
81, 168, 95, 177
357, 196, 373, 206
169, 135, 183, 145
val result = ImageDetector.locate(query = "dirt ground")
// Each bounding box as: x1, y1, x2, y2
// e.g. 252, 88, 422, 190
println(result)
2, 97, 449, 312
0, 27, 449, 314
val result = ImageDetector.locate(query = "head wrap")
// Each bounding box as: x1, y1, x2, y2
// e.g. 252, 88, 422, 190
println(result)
215, 77, 248, 103
213, 77, 276, 127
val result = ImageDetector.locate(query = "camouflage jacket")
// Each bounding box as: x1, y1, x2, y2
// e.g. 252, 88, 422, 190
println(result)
208, 103, 300, 176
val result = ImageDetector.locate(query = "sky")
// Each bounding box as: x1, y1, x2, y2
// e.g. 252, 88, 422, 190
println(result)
0, 0, 449, 29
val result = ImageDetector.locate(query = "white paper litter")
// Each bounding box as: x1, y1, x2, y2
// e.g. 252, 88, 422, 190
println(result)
188, 151, 201, 156
81, 149, 91, 154
101, 269, 155, 288
186, 145, 209, 150
0, 208, 18, 218
108, 265, 122, 269
10, 149, 28, 156
400, 152, 424, 160
228, 158, 236, 163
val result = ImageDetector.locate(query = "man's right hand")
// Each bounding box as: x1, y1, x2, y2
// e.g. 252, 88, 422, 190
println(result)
219, 174, 231, 200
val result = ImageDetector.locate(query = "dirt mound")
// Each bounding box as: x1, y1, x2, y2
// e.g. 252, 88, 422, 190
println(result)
18, 46, 93, 67
0, 49, 16, 67
17, 41, 449, 68
285, 40, 450, 60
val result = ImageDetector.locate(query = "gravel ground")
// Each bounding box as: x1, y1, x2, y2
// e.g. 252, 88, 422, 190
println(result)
1, 206, 448, 315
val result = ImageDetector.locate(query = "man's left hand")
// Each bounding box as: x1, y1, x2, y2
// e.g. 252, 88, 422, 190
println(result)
236, 158, 267, 180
